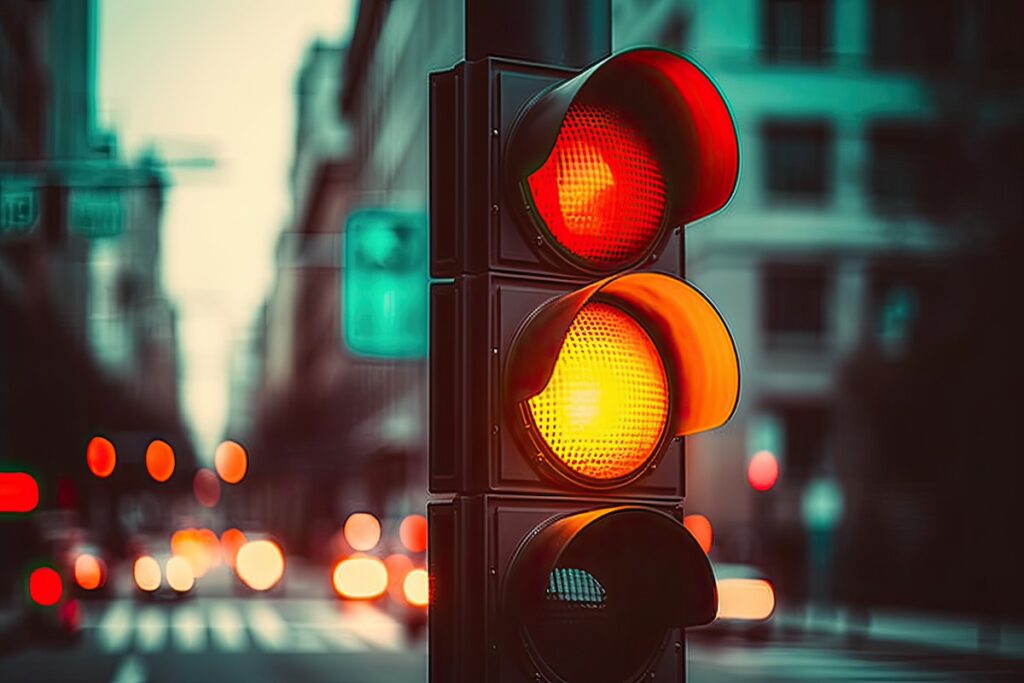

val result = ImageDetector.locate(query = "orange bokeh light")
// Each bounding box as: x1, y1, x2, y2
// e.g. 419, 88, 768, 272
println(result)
683, 514, 713, 555
236, 539, 285, 591
221, 528, 247, 568
193, 468, 221, 507
146, 439, 175, 482
86, 436, 116, 478
384, 553, 415, 601
402, 568, 429, 607
399, 514, 428, 553
133, 555, 161, 592
343, 513, 381, 552
332, 556, 388, 600
748, 450, 779, 491
214, 440, 248, 484
73, 554, 105, 591
170, 528, 220, 577
29, 567, 63, 606
717, 578, 776, 621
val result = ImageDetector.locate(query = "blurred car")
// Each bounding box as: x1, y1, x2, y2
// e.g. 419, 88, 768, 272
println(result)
700, 562, 777, 640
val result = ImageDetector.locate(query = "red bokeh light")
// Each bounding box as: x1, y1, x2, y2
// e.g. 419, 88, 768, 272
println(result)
0, 472, 39, 513
29, 567, 63, 606
193, 468, 221, 507
747, 450, 779, 491
399, 514, 428, 553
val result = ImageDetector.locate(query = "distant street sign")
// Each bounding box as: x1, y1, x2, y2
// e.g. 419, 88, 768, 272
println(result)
0, 177, 40, 237
343, 208, 428, 359
70, 188, 123, 238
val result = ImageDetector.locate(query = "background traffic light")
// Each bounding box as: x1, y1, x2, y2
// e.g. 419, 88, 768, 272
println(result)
429, 47, 740, 681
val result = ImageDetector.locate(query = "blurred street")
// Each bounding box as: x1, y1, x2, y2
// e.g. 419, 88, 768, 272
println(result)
0, 560, 428, 683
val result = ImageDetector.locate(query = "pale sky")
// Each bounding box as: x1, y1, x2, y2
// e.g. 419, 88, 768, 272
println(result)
98, 0, 354, 463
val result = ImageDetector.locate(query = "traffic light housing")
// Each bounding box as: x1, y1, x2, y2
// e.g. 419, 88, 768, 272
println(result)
429, 47, 739, 682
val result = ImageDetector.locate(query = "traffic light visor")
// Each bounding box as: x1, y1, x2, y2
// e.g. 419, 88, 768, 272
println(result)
509, 48, 739, 273
507, 272, 739, 485
505, 506, 717, 682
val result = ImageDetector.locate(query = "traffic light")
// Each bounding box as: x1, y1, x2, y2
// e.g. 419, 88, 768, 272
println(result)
429, 48, 739, 681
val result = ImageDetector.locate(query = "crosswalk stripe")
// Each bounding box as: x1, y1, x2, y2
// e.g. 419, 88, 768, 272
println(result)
171, 606, 206, 652
97, 600, 134, 653
337, 606, 404, 652
207, 602, 248, 652
312, 625, 370, 652
247, 602, 289, 651
135, 607, 167, 653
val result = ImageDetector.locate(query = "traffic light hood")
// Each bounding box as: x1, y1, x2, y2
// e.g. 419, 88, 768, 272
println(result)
507, 272, 740, 440
504, 506, 718, 680
508, 48, 739, 251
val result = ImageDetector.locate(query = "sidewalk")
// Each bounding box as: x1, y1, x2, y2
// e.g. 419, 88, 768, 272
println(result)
773, 605, 1024, 659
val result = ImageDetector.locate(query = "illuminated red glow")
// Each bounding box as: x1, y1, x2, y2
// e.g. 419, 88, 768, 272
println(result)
0, 472, 39, 513
528, 103, 666, 269
748, 450, 780, 491
29, 567, 63, 606
86, 436, 116, 478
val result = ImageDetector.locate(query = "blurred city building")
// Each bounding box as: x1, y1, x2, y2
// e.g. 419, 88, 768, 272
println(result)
0, 0, 193, 569
615, 0, 1023, 615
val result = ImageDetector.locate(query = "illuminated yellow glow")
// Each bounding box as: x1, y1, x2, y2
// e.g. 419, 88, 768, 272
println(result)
236, 540, 285, 591
133, 555, 161, 592
332, 556, 388, 600
403, 568, 429, 607
526, 302, 669, 480
166, 555, 195, 592
716, 578, 775, 621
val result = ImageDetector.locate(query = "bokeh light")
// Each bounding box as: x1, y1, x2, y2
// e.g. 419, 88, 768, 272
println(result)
214, 440, 248, 484
146, 439, 175, 482
384, 553, 415, 601
29, 567, 63, 606
221, 528, 247, 568
0, 472, 39, 513
133, 556, 161, 592
86, 436, 116, 478
399, 514, 428, 553
717, 578, 776, 621
683, 513, 713, 555
747, 450, 779, 491
332, 556, 388, 600
343, 512, 381, 552
402, 568, 429, 607
193, 468, 221, 507
236, 539, 285, 591
73, 554, 105, 591
166, 555, 195, 592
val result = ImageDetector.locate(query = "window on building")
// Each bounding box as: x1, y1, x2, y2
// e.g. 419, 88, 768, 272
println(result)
762, 121, 833, 201
778, 404, 830, 483
763, 0, 831, 64
871, 0, 956, 71
868, 122, 957, 217
762, 263, 830, 348
980, 0, 1024, 72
